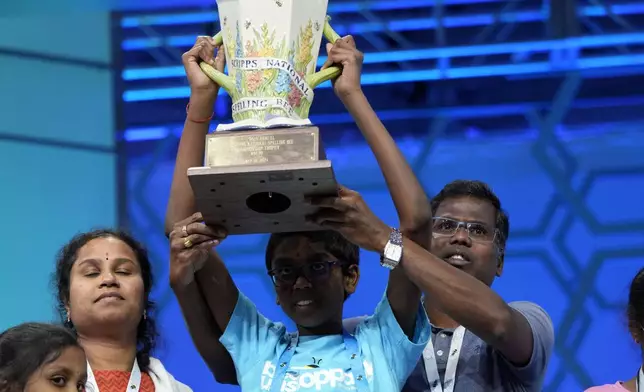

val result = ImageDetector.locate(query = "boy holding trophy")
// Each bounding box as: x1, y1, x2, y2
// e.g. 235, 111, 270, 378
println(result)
167, 32, 436, 391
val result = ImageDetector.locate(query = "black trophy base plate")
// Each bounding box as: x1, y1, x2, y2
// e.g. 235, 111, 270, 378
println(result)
187, 160, 337, 234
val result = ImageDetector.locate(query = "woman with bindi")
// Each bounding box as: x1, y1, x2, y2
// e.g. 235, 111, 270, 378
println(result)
53, 229, 192, 392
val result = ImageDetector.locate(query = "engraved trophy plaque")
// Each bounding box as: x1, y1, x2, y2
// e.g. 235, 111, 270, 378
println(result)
187, 0, 343, 234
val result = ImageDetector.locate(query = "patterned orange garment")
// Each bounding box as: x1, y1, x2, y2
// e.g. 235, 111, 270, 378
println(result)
93, 370, 155, 392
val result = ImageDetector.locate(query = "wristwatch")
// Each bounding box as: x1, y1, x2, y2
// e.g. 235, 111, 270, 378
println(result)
380, 228, 403, 270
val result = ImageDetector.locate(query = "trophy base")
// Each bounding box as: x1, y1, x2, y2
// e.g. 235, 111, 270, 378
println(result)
187, 160, 337, 235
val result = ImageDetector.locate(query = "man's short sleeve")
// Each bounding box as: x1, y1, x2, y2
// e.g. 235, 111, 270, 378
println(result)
501, 301, 554, 388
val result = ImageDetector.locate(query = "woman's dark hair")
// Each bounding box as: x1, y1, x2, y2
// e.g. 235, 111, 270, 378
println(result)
0, 322, 81, 391
52, 229, 157, 372
627, 266, 644, 342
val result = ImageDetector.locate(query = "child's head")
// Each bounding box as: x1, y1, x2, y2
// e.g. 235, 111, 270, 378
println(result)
628, 267, 644, 345
265, 230, 360, 329
0, 322, 87, 392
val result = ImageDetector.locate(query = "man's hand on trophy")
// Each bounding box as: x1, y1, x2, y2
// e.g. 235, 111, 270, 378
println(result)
306, 185, 390, 254
322, 35, 364, 99
182, 36, 226, 96
169, 212, 228, 288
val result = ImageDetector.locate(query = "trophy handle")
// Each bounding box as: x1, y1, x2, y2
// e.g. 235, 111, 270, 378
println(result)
201, 21, 342, 92
306, 16, 342, 89
213, 31, 223, 46
200, 31, 235, 95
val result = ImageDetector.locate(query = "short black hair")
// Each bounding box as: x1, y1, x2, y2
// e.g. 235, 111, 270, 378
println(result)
627, 266, 644, 341
265, 230, 359, 273
0, 322, 81, 391
52, 229, 157, 372
431, 180, 510, 246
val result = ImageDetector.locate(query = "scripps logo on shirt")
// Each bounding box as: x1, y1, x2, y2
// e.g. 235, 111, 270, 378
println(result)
260, 361, 358, 391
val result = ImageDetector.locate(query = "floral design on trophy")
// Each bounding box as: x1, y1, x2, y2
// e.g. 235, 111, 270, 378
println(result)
201, 0, 341, 131
221, 19, 323, 126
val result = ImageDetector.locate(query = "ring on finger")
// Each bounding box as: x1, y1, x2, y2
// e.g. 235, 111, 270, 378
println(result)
182, 225, 189, 237
184, 238, 193, 249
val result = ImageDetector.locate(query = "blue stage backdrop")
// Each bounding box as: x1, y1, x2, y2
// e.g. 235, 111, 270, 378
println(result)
125, 122, 644, 391
0, 12, 116, 331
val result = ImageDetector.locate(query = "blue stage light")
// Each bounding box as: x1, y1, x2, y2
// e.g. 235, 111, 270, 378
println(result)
120, 0, 503, 28
120, 4, 644, 50
122, 127, 169, 141
122, 95, 644, 142
122, 29, 644, 81
122, 49, 644, 102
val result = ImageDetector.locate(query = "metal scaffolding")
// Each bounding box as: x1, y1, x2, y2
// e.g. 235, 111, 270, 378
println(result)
118, 0, 644, 142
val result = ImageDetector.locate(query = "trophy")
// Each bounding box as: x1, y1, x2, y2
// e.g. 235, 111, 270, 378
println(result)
187, 0, 342, 234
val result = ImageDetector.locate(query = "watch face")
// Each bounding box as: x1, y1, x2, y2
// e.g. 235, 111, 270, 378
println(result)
384, 243, 402, 262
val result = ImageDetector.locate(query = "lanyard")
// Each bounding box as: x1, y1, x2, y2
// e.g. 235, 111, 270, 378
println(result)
637, 366, 643, 392
86, 358, 142, 392
423, 326, 465, 392
270, 330, 370, 392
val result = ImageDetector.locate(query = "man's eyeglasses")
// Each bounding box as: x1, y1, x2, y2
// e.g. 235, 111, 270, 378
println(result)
432, 216, 498, 243
268, 261, 343, 287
